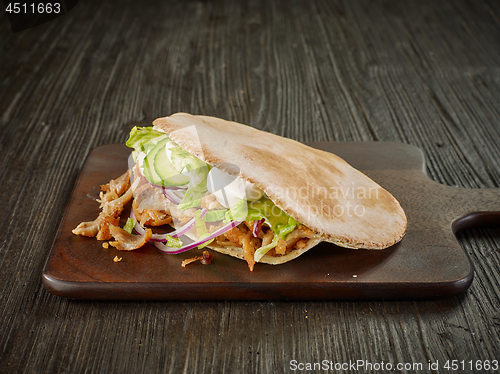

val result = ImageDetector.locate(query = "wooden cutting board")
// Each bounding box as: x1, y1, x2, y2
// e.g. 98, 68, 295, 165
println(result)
42, 142, 500, 300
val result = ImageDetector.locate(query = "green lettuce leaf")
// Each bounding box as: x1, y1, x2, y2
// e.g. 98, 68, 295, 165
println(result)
198, 238, 215, 249
193, 210, 215, 249
123, 218, 137, 234
177, 189, 204, 210
126, 126, 167, 152
165, 235, 182, 248
202, 209, 228, 222
194, 209, 209, 238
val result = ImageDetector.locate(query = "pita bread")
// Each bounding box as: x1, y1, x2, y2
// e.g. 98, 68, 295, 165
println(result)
153, 113, 407, 260
181, 229, 323, 265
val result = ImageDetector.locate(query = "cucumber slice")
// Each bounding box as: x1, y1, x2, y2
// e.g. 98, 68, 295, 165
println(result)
142, 138, 169, 186
155, 145, 190, 187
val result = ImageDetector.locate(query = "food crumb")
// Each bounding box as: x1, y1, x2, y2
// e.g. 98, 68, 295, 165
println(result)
114, 256, 122, 262
353, 274, 358, 278
102, 242, 109, 249
181, 250, 214, 267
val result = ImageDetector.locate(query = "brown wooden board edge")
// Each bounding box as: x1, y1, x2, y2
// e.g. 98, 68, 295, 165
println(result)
41, 273, 474, 301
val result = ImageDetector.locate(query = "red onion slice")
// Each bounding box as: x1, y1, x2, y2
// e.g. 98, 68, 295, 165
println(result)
154, 219, 242, 254
154, 209, 208, 241
165, 218, 195, 239
132, 209, 208, 242
252, 218, 265, 238
162, 188, 183, 204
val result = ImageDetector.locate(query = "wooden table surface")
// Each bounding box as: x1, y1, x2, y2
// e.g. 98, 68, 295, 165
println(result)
1, 0, 500, 372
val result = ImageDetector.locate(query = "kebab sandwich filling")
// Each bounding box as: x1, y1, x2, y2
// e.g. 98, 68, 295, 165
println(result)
73, 113, 407, 271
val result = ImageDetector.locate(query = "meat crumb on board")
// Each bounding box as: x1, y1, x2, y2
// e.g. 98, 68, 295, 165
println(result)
181, 251, 214, 267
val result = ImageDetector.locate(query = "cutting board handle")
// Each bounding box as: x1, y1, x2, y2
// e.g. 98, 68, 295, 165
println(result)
449, 187, 500, 233
452, 211, 500, 233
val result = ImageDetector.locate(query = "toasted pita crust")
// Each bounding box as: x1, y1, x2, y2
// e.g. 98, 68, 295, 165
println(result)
210, 239, 323, 265
182, 230, 322, 265
153, 113, 407, 251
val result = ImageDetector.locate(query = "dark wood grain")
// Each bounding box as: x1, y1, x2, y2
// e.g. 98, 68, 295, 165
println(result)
1, 0, 500, 372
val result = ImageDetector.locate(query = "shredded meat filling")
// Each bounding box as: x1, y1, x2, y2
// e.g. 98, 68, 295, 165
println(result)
98, 170, 131, 206
73, 171, 136, 240
102, 178, 138, 217
201, 194, 225, 210
133, 201, 172, 226
73, 169, 317, 271
109, 225, 153, 251
214, 223, 316, 269
241, 230, 256, 271
73, 171, 161, 243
